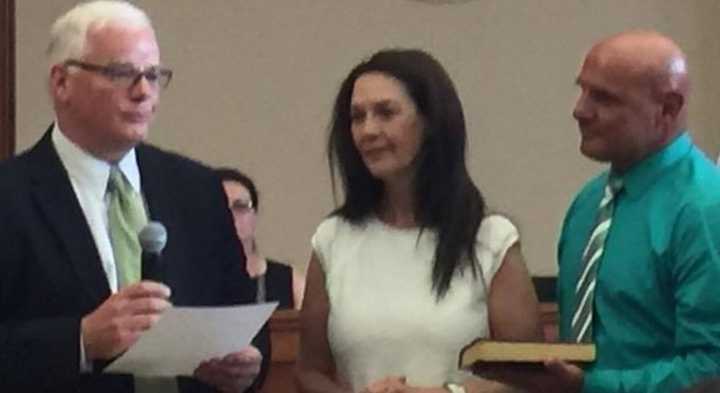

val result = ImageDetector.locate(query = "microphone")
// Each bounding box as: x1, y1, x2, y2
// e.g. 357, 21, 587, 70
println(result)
139, 221, 167, 282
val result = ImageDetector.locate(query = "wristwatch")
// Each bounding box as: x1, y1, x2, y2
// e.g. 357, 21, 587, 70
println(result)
444, 382, 467, 393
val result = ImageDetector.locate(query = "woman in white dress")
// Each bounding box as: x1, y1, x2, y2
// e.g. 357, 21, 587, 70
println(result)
296, 49, 541, 393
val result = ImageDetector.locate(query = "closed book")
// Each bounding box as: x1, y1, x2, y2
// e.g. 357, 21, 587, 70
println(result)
459, 339, 595, 369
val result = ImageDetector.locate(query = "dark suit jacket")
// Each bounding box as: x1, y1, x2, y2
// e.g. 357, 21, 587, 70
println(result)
0, 129, 268, 392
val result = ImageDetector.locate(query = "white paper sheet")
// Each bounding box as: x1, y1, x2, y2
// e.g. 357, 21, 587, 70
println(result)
106, 302, 277, 376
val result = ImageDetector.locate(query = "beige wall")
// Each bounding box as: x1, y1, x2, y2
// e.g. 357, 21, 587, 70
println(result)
16, 1, 720, 276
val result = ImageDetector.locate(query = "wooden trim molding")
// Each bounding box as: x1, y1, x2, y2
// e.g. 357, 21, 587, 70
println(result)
0, 0, 15, 159
263, 309, 300, 393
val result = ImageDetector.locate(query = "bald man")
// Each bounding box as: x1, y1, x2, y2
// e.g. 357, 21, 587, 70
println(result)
550, 31, 720, 393
482, 30, 720, 393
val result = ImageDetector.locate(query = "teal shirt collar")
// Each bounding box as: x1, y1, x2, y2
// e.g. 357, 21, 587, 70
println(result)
612, 132, 692, 198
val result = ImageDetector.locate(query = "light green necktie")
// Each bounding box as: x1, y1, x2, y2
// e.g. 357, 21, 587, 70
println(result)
107, 166, 147, 287
107, 169, 178, 393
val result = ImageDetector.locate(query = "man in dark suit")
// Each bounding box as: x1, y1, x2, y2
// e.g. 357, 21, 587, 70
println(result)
0, 1, 267, 392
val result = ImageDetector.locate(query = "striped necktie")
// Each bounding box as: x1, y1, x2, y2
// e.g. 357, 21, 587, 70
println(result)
571, 175, 623, 343
107, 166, 147, 287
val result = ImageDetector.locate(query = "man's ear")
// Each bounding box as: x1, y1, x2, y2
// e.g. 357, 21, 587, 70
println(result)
661, 91, 684, 122
49, 64, 70, 102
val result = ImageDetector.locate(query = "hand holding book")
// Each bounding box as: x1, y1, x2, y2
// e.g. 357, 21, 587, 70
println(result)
459, 340, 594, 393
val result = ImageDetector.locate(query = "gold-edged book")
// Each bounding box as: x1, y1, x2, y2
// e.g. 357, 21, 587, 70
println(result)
459, 339, 596, 369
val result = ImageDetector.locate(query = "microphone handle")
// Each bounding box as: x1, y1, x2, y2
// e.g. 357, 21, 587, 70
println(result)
141, 251, 163, 282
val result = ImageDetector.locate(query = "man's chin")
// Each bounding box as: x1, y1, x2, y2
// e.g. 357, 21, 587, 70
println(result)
108, 128, 149, 158
579, 143, 610, 163
125, 126, 150, 144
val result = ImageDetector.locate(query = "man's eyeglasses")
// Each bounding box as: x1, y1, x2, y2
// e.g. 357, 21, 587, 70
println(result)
230, 199, 255, 214
64, 60, 173, 90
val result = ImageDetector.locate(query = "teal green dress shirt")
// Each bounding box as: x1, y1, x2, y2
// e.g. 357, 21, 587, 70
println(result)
557, 133, 720, 393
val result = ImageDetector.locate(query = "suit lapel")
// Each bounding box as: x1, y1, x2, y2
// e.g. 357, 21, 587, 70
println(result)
27, 130, 111, 304
135, 144, 177, 231
135, 145, 184, 282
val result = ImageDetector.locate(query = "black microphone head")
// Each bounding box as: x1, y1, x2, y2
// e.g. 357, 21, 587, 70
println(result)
138, 221, 167, 254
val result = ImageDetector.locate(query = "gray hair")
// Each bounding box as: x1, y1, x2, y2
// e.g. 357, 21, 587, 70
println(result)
47, 0, 153, 68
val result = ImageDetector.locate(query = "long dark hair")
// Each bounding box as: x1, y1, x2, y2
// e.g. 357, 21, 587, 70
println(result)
327, 48, 486, 299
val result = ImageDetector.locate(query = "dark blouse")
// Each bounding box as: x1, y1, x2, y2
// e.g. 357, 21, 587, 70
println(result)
256, 259, 293, 309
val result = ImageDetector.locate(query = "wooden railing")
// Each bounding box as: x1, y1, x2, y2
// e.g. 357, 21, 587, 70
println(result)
262, 309, 300, 393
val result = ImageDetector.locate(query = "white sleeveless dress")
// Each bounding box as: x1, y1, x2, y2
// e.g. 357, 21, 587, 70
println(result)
311, 214, 519, 390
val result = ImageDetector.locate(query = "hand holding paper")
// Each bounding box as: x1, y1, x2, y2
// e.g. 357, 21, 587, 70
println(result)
194, 346, 262, 393
106, 302, 276, 377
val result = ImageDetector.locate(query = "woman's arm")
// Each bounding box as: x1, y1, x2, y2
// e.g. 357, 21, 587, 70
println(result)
295, 253, 352, 393
488, 242, 543, 341
449, 242, 542, 393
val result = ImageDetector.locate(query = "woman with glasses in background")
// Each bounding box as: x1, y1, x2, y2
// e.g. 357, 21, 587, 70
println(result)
216, 168, 305, 309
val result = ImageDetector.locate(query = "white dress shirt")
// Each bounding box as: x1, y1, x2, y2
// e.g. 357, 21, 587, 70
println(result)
52, 125, 177, 392
52, 123, 143, 293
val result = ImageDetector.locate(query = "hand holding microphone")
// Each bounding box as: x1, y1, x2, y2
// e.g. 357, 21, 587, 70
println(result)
81, 221, 171, 361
